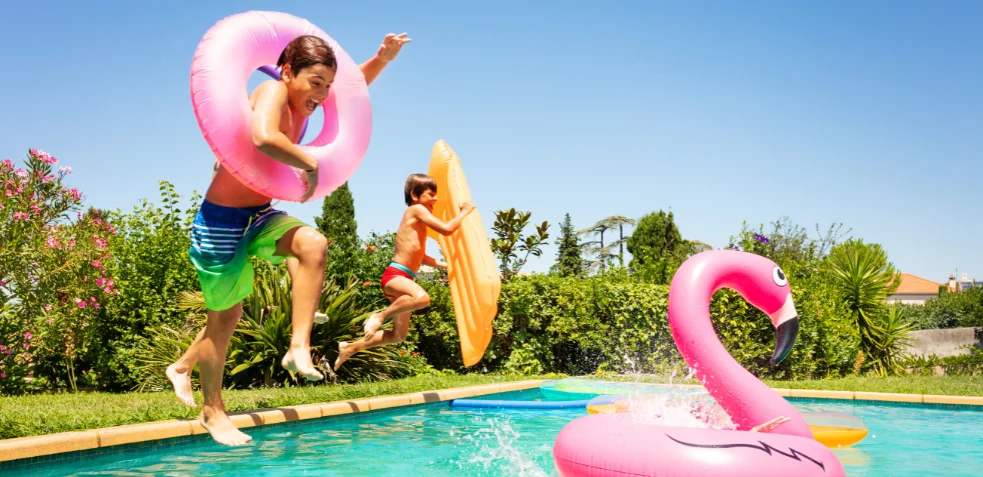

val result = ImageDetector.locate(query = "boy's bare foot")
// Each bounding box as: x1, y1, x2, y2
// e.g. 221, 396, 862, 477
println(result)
166, 364, 196, 408
200, 410, 252, 446
281, 348, 324, 381
363, 313, 384, 338
314, 311, 329, 324
334, 341, 356, 371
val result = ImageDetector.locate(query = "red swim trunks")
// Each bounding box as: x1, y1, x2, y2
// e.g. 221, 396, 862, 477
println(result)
380, 262, 417, 298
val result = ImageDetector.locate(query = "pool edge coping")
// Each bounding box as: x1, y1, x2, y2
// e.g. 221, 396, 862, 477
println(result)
0, 379, 542, 463
3, 380, 982, 464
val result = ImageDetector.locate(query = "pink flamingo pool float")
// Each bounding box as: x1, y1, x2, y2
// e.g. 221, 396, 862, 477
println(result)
552, 250, 846, 476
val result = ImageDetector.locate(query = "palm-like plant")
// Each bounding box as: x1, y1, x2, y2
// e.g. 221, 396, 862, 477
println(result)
825, 239, 909, 374
869, 306, 915, 376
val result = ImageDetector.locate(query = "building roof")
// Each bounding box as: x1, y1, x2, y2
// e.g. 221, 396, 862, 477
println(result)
893, 273, 943, 295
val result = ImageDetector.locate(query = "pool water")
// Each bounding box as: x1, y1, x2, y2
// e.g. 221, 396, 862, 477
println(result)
10, 388, 983, 476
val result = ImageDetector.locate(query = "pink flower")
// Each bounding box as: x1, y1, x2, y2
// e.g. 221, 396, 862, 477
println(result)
4, 348, 11, 355
4, 190, 11, 197
13, 212, 28, 220
96, 278, 106, 287
42, 175, 54, 183
95, 238, 108, 250
24, 332, 32, 340
23, 343, 29, 350
93, 303, 100, 309
0, 345, 5, 352
14, 169, 27, 178
107, 279, 114, 287
77, 211, 83, 220
89, 297, 96, 303
58, 166, 72, 175
45, 236, 60, 249
93, 218, 101, 225
0, 279, 5, 287
69, 188, 81, 201
44, 304, 53, 311
91, 259, 102, 269
1, 159, 11, 169
74, 298, 86, 309
67, 240, 76, 248
1, 372, 6, 379
47, 318, 54, 324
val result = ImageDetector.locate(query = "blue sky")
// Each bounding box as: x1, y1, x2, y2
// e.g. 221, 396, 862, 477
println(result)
2, 1, 981, 282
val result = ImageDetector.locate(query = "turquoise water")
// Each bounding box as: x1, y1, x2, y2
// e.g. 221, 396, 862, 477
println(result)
10, 389, 983, 476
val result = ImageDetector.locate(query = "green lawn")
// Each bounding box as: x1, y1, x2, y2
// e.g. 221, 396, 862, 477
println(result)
0, 373, 561, 440
592, 373, 983, 396
2, 373, 980, 440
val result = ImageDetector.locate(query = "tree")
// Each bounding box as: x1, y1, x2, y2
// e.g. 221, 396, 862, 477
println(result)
490, 208, 550, 281
578, 215, 636, 272
625, 210, 688, 284
552, 213, 583, 277
314, 182, 359, 282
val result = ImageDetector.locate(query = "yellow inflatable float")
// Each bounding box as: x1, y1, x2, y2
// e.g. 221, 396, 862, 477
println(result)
426, 140, 501, 366
585, 396, 868, 448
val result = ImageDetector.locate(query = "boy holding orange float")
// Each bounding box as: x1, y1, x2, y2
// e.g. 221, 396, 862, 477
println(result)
332, 173, 475, 371
167, 31, 411, 447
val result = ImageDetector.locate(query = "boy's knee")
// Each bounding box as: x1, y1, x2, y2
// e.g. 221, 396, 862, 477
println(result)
414, 292, 430, 308
295, 230, 328, 263
393, 329, 409, 342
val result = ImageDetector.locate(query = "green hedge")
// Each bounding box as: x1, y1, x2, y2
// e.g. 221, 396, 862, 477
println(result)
411, 270, 859, 380
900, 287, 983, 330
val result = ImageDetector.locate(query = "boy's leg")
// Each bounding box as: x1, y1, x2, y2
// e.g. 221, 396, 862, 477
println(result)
167, 326, 205, 407
363, 276, 430, 337
274, 226, 327, 381
198, 304, 252, 446
335, 311, 412, 371
286, 256, 329, 324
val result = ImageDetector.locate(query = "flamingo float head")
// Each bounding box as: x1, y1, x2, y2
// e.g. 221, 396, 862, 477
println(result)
727, 251, 799, 366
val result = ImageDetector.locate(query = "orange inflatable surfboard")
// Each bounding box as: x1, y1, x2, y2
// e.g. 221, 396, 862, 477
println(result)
426, 140, 501, 366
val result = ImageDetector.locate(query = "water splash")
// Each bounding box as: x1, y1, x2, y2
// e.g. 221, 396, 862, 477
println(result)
459, 416, 550, 477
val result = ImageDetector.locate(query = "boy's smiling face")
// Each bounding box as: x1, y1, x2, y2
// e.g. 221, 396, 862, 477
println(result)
283, 64, 336, 117
414, 189, 438, 211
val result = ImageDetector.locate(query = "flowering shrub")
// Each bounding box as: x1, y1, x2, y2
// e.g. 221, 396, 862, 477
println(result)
0, 149, 116, 394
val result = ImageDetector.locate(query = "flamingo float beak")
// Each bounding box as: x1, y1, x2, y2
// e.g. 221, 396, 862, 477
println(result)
767, 293, 799, 366
771, 317, 799, 366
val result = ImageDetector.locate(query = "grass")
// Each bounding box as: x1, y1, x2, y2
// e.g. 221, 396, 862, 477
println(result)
2, 372, 980, 441
0, 373, 562, 440
590, 372, 983, 396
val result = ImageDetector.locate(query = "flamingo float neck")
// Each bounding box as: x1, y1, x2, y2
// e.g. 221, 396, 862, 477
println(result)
668, 250, 812, 438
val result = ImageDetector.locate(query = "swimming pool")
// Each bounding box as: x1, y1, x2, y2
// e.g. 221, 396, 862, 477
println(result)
7, 388, 983, 476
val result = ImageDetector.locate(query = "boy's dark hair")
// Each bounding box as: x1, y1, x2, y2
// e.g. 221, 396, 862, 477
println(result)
277, 35, 337, 75
404, 174, 437, 206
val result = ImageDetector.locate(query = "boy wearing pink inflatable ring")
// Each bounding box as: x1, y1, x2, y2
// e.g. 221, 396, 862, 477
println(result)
166, 32, 411, 447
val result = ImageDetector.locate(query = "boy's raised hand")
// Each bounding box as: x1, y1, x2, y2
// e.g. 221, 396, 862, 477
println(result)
377, 33, 412, 63
460, 201, 475, 214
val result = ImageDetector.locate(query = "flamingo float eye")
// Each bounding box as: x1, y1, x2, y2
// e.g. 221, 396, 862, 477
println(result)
772, 266, 788, 287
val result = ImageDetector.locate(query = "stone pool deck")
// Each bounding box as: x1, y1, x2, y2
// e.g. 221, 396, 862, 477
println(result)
2, 379, 982, 464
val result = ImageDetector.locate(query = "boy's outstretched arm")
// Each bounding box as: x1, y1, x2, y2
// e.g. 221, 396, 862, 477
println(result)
361, 33, 411, 85
423, 255, 447, 269
414, 202, 475, 236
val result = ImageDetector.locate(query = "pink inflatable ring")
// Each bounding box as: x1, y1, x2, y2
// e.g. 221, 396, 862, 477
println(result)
190, 11, 372, 202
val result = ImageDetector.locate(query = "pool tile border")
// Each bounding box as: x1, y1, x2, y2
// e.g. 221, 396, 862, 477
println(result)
0, 379, 544, 465
4, 378, 983, 468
